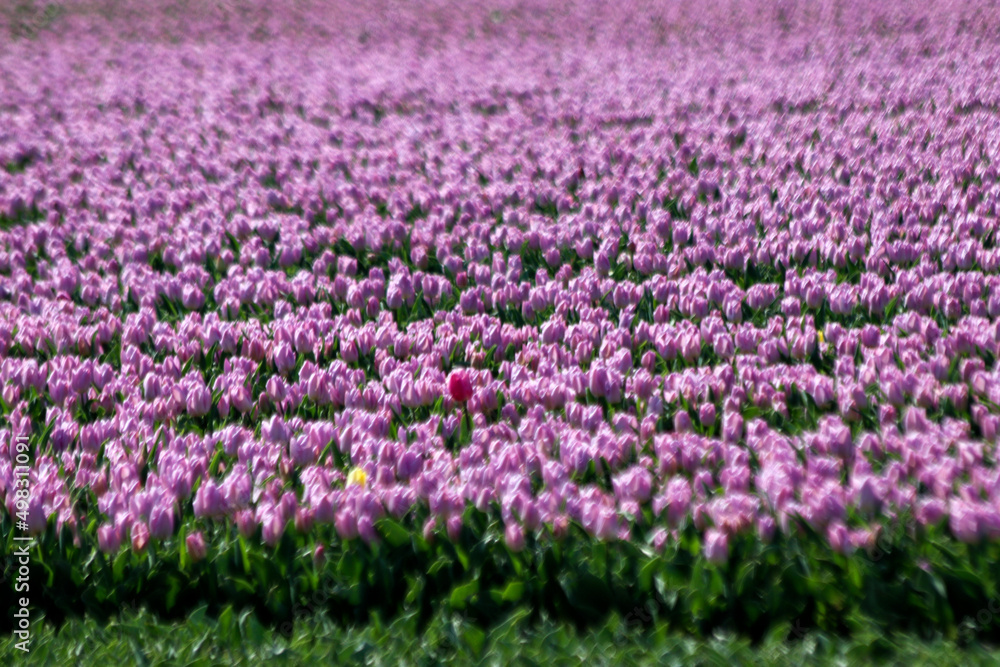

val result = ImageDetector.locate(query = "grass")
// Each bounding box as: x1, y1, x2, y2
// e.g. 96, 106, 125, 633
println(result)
3, 607, 1000, 667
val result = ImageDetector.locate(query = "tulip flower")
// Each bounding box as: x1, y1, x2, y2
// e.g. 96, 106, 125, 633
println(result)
346, 468, 368, 488
703, 529, 729, 565
186, 531, 208, 562
448, 371, 474, 403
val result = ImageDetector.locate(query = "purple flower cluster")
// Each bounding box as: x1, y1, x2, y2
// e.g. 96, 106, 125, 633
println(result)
3, 0, 1000, 563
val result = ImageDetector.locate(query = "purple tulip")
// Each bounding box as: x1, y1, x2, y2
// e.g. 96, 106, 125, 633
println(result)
505, 522, 526, 552
698, 403, 716, 428
132, 522, 150, 553
230, 385, 253, 413
703, 529, 729, 565
236, 510, 257, 539
98, 523, 122, 554
950, 502, 981, 544
827, 521, 853, 555
262, 507, 287, 547
186, 531, 208, 562
24, 496, 47, 536
446, 515, 463, 542
5, 9, 1000, 588
193, 480, 227, 519
186, 384, 212, 417
149, 504, 175, 540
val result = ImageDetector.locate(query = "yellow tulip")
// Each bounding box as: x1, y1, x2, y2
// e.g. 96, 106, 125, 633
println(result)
346, 467, 367, 488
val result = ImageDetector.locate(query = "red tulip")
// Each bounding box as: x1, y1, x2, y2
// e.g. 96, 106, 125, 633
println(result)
448, 371, 474, 403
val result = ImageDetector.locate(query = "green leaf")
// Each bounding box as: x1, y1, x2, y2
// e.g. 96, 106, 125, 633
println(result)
218, 606, 235, 642
428, 555, 452, 576
126, 635, 150, 667
500, 581, 525, 603
229, 576, 256, 595
459, 410, 470, 445
228, 534, 247, 574
449, 580, 479, 609
883, 294, 899, 321
454, 544, 471, 571
165, 575, 182, 611
241, 609, 265, 645
376, 518, 411, 548
461, 625, 487, 655
113, 551, 128, 583
208, 448, 224, 477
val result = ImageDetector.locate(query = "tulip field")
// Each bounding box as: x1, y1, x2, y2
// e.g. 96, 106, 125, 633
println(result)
5, 0, 1000, 662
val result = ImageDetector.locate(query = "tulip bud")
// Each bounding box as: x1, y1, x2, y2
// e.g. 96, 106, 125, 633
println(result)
132, 522, 150, 553
827, 521, 852, 555
448, 371, 474, 403
193, 480, 227, 519
273, 343, 296, 375
186, 384, 212, 417
446, 515, 463, 542
186, 531, 208, 562
236, 510, 257, 538
703, 528, 728, 564
346, 467, 368, 488
98, 523, 122, 554
698, 403, 716, 428
675, 410, 693, 433
149, 504, 175, 540
505, 522, 526, 552
262, 508, 286, 547
230, 385, 253, 413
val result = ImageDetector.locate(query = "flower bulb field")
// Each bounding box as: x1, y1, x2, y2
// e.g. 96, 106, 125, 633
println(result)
5, 1, 1000, 662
